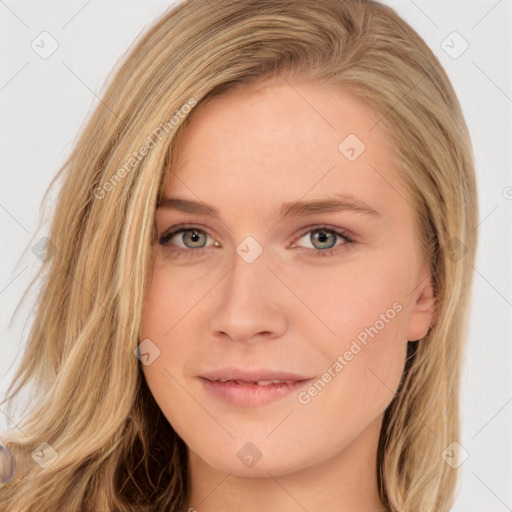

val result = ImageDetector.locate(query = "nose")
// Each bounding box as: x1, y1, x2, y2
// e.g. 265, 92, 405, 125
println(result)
208, 247, 288, 343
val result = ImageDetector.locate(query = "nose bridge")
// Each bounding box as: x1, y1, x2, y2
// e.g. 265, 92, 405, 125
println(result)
209, 242, 288, 342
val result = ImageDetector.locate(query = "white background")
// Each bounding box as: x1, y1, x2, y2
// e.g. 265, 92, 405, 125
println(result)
1, 1, 511, 509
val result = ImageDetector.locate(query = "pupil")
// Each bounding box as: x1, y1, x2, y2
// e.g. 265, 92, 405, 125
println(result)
313, 230, 335, 249
186, 229, 204, 248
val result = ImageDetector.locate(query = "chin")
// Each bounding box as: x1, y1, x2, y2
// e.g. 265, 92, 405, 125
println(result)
187, 434, 325, 478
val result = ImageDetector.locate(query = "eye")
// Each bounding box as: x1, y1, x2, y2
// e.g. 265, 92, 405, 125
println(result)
158, 224, 354, 258
159, 226, 216, 255
291, 226, 354, 257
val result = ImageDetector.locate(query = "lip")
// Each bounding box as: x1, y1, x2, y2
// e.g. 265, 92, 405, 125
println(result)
198, 368, 314, 407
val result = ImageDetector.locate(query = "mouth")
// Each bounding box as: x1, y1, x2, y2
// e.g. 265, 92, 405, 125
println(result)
198, 369, 313, 407
209, 378, 300, 385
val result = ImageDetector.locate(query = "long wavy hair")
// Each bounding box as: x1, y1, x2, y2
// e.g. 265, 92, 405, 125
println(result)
0, 0, 478, 510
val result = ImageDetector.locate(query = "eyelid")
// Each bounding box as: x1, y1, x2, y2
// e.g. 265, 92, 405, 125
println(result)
291, 224, 354, 244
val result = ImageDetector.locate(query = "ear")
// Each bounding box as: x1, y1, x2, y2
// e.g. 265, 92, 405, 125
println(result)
407, 266, 436, 342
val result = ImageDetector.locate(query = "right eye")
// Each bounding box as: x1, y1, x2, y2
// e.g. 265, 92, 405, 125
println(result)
158, 226, 218, 257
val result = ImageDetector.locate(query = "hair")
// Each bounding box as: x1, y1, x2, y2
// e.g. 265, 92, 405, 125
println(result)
0, 0, 478, 510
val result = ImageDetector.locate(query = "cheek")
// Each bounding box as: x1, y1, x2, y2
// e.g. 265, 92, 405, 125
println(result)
139, 264, 185, 400
139, 268, 199, 439
280, 245, 414, 344
140, 254, 217, 339
139, 258, 218, 420
286, 250, 412, 410
139, 276, 192, 383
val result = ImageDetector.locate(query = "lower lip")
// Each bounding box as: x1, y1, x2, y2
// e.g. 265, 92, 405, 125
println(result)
199, 377, 312, 407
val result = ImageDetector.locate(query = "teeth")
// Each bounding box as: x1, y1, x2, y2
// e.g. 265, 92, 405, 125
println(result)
215, 379, 288, 385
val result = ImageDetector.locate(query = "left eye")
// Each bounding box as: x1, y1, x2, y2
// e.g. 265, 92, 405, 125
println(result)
291, 227, 352, 252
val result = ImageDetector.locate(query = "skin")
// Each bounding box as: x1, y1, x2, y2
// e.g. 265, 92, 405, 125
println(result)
139, 77, 435, 512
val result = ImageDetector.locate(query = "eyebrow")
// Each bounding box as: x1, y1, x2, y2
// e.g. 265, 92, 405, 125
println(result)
157, 194, 381, 219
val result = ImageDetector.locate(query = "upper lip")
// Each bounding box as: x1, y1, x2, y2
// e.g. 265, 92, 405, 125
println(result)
199, 368, 312, 383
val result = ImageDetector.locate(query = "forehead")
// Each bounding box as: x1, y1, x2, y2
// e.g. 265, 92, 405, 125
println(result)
162, 78, 411, 223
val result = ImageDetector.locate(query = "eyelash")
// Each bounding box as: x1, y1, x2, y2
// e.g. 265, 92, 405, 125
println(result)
158, 224, 354, 258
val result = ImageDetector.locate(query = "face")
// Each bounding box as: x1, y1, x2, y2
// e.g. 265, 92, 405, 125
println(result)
139, 78, 435, 479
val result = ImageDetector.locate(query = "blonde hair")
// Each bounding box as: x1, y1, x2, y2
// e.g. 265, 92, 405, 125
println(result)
0, 0, 478, 510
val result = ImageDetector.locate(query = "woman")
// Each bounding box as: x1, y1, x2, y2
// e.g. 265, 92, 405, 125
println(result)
0, 0, 478, 510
